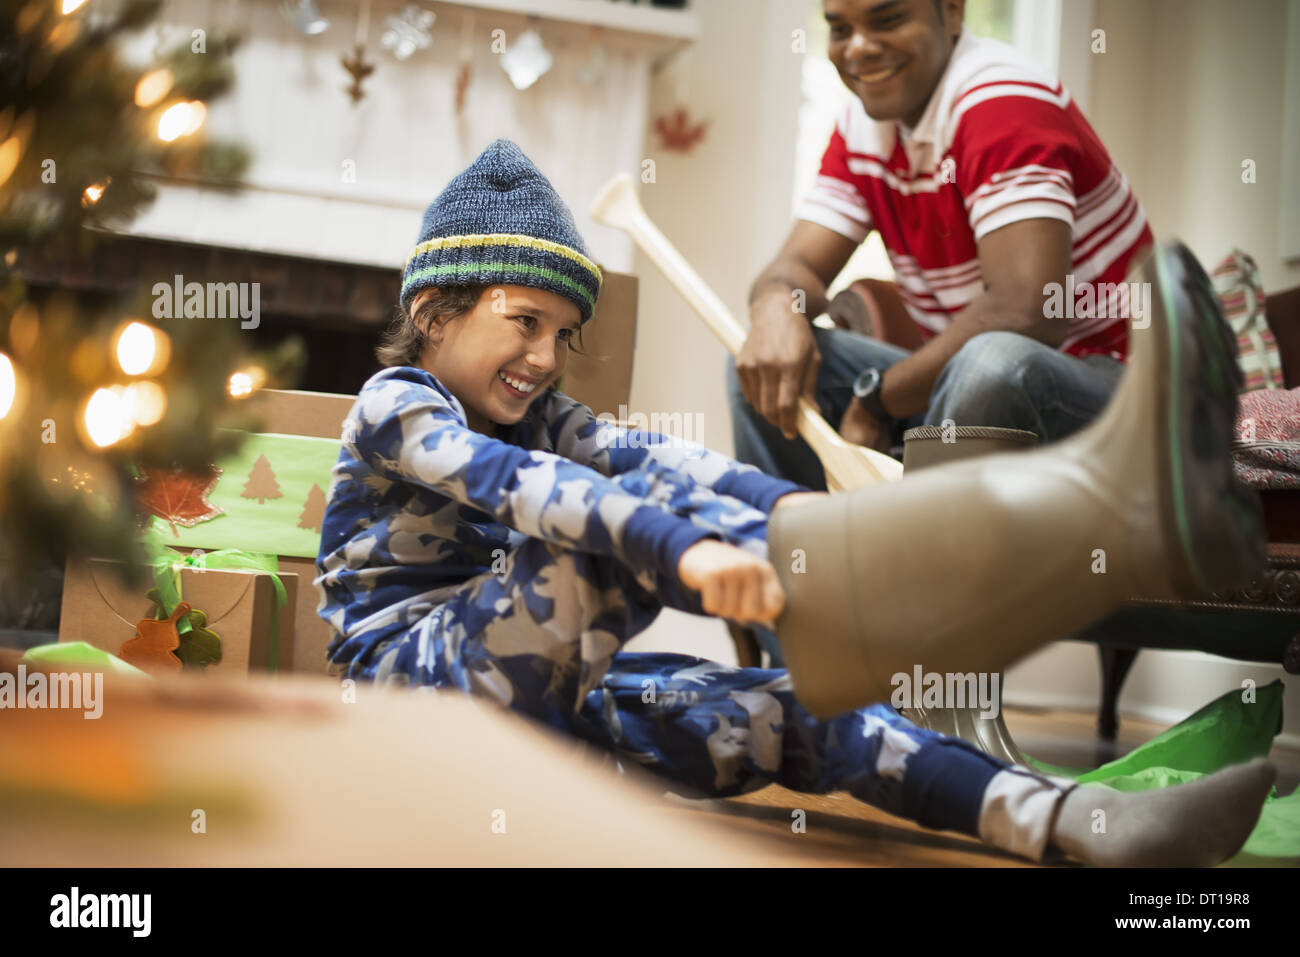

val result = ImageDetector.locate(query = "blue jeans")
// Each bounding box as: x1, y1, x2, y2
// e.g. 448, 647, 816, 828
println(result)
726, 327, 1125, 663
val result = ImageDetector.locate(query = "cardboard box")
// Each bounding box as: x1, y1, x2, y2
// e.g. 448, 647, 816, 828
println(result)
59, 557, 297, 674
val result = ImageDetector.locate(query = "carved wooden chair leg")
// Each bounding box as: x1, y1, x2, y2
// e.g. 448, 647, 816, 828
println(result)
1097, 645, 1139, 741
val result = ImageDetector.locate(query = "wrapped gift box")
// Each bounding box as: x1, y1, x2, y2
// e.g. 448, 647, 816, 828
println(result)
59, 557, 298, 674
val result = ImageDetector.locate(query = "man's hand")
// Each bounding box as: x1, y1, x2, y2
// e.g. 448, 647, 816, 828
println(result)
838, 396, 892, 452
741, 221, 860, 441
736, 292, 821, 442
677, 539, 786, 627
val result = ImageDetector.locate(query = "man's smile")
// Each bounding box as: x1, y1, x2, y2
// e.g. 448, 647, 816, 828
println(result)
848, 62, 906, 86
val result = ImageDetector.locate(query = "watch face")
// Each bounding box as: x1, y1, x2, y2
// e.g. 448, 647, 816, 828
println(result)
854, 367, 880, 398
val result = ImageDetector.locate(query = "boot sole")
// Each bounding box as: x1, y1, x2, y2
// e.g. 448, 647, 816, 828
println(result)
1150, 242, 1265, 597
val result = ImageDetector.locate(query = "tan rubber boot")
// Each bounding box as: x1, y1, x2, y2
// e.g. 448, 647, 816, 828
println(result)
896, 425, 1039, 765
767, 242, 1266, 719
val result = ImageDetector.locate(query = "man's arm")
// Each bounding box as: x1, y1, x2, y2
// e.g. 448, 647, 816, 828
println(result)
749, 219, 860, 317
874, 217, 1073, 420
738, 221, 861, 439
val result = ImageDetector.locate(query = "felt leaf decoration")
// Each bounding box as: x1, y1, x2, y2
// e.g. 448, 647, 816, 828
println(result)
137, 466, 225, 537
119, 602, 189, 673
175, 607, 223, 668
654, 107, 709, 153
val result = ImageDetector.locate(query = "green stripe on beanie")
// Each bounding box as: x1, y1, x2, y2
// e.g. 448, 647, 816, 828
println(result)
402, 261, 597, 312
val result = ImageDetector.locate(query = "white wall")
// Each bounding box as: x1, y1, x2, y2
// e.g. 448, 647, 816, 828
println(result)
622, 0, 805, 662
1089, 0, 1300, 292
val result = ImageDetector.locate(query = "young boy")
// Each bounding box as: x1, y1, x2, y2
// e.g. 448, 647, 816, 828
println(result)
316, 139, 1274, 867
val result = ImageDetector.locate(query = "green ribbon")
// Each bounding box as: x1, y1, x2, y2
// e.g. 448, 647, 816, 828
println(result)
142, 533, 286, 673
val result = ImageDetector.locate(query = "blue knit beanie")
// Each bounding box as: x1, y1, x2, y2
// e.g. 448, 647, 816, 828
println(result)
401, 139, 603, 322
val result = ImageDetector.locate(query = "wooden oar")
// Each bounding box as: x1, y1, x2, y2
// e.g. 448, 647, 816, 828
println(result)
590, 173, 903, 490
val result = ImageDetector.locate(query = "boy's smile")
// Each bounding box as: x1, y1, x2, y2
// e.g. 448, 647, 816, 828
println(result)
414, 284, 581, 435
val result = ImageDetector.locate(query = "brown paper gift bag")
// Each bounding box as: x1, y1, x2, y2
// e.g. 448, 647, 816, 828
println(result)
58, 556, 297, 674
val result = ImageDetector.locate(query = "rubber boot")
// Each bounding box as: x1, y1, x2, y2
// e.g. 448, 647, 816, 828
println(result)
767, 242, 1266, 719
896, 425, 1039, 765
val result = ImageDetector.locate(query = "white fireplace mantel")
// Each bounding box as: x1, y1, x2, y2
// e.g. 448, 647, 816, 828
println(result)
112, 0, 698, 273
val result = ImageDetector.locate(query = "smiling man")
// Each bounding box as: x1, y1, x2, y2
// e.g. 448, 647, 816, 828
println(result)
727, 0, 1153, 487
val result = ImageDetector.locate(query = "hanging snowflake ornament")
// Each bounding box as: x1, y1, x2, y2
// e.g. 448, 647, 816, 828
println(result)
500, 27, 552, 91
381, 4, 436, 61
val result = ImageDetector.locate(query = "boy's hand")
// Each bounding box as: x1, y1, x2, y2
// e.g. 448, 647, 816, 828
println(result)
676, 540, 785, 627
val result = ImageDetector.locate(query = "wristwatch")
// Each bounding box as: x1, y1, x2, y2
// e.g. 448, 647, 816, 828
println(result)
851, 366, 892, 423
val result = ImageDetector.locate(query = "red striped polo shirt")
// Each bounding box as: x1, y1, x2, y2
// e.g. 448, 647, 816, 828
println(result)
797, 28, 1153, 361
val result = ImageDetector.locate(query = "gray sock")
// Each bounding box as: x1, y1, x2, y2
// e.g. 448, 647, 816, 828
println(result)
1049, 758, 1276, 867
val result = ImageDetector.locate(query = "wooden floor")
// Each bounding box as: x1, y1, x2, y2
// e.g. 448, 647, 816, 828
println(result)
663, 705, 1300, 867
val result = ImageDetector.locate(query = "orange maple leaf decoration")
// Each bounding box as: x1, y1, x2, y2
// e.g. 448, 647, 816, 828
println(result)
653, 107, 709, 153
119, 602, 189, 673
136, 466, 225, 538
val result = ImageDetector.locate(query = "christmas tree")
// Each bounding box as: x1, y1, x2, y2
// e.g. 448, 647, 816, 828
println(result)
241, 454, 281, 505
298, 482, 325, 534
0, 0, 299, 612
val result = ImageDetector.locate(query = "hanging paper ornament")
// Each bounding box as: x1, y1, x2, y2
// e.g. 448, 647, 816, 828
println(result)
341, 43, 375, 104
381, 4, 435, 61
454, 60, 472, 114
577, 27, 607, 87
341, 0, 376, 105
281, 0, 330, 36
654, 106, 710, 152
454, 11, 475, 115
500, 25, 552, 91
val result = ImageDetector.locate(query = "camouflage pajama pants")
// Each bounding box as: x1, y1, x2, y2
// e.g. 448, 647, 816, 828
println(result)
333, 460, 1075, 861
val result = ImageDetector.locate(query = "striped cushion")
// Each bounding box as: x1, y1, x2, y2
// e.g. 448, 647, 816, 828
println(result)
1212, 249, 1285, 392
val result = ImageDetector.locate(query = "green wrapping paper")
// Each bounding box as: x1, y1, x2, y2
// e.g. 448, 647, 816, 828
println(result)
1024, 680, 1300, 859
146, 431, 341, 559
